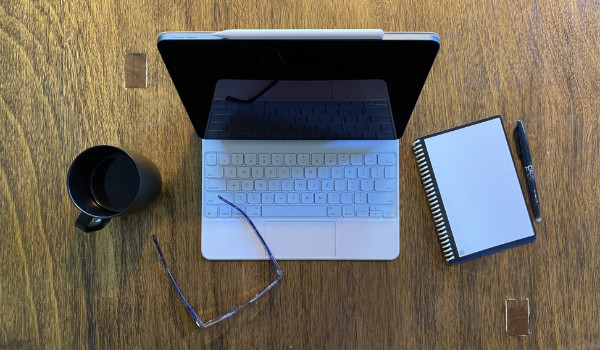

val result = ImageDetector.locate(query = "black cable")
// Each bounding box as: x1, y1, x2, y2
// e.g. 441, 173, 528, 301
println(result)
225, 80, 279, 104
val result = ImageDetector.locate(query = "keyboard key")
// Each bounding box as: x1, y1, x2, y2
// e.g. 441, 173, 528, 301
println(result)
327, 206, 342, 217
368, 192, 395, 204
355, 193, 367, 204
231, 154, 244, 165
244, 154, 257, 165
258, 154, 271, 165
351, 154, 363, 165
332, 167, 344, 178
205, 179, 226, 191
305, 167, 317, 178
268, 179, 281, 191
327, 193, 340, 204
308, 179, 321, 191
364, 153, 377, 165
205, 153, 217, 166
358, 167, 370, 178
288, 193, 300, 203
338, 154, 350, 165
278, 167, 290, 178
254, 180, 267, 191
206, 206, 218, 218
246, 206, 261, 217
371, 166, 384, 178
238, 167, 250, 178
234, 192, 247, 204
334, 179, 347, 191
302, 192, 314, 204
205, 166, 223, 178
217, 154, 230, 165
384, 166, 395, 178
272, 154, 284, 165
369, 210, 382, 218
247, 192, 260, 204
251, 167, 264, 178
295, 153, 309, 165
378, 153, 395, 165
343, 206, 355, 217
291, 167, 304, 178
261, 192, 274, 204
285, 154, 296, 165
282, 179, 294, 191
265, 167, 277, 178
204, 192, 233, 204
219, 205, 232, 217
356, 205, 369, 213
233, 205, 246, 217
227, 179, 241, 191
317, 167, 331, 178
224, 166, 236, 178
294, 179, 307, 191
322, 180, 334, 191
241, 179, 253, 191
344, 166, 357, 178
375, 179, 395, 191
356, 210, 369, 217
311, 153, 324, 165
315, 193, 327, 204
341, 192, 354, 204
275, 192, 287, 204
325, 154, 337, 165
262, 205, 327, 217
360, 179, 374, 191
348, 180, 360, 191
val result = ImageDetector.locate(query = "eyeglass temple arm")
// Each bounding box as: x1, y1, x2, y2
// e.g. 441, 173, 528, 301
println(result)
152, 235, 204, 326
217, 196, 284, 278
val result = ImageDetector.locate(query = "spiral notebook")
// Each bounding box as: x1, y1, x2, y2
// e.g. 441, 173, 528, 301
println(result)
412, 116, 536, 264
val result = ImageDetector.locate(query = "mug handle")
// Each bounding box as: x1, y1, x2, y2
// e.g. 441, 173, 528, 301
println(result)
75, 213, 111, 233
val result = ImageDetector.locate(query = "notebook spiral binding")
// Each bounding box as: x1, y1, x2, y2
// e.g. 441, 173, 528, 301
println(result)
412, 140, 456, 263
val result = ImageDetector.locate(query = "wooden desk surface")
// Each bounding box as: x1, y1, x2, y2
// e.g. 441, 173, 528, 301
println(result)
2, 0, 599, 348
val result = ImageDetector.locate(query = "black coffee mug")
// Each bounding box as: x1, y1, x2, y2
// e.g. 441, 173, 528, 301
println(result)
67, 145, 162, 232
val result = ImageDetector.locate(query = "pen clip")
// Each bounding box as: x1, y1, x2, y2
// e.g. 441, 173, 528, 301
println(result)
513, 121, 524, 159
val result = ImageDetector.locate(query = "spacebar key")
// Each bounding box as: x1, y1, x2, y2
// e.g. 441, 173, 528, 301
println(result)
262, 205, 327, 217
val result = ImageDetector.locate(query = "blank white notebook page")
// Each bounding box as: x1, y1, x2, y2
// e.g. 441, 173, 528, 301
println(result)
423, 118, 534, 257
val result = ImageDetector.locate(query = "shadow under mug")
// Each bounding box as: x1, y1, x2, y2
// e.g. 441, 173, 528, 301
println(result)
67, 145, 162, 232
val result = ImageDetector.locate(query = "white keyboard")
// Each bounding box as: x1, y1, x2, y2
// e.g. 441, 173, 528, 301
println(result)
203, 151, 397, 219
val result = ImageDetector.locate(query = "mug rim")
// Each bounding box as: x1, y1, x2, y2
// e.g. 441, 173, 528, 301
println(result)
67, 145, 142, 219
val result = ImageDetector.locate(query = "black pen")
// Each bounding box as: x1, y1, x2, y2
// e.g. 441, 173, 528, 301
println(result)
514, 120, 542, 222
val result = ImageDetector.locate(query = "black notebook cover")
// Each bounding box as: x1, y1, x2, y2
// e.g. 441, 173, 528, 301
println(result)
412, 116, 536, 264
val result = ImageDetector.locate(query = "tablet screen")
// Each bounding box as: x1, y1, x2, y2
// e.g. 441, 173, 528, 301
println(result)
158, 33, 439, 139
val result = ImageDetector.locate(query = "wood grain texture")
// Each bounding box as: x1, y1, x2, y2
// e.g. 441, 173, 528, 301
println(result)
1, 0, 599, 348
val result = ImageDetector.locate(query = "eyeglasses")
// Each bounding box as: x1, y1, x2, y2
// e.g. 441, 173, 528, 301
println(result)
153, 195, 284, 328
